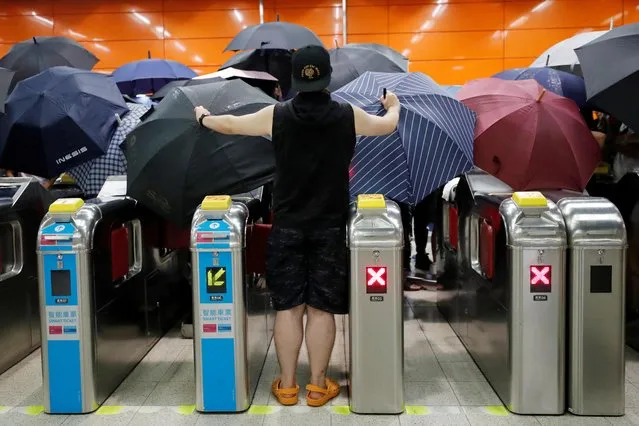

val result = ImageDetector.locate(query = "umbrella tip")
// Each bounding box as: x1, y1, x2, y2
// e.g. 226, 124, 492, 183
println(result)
334, 39, 339, 48
32, 36, 37, 44
147, 50, 151, 59
115, 113, 122, 125
537, 89, 546, 103
545, 54, 549, 66
276, 14, 280, 22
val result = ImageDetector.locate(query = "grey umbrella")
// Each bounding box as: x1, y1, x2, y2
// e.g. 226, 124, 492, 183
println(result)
345, 43, 408, 72
151, 77, 223, 100
220, 49, 294, 97
224, 22, 323, 51
576, 22, 639, 131
327, 46, 405, 92
0, 36, 99, 92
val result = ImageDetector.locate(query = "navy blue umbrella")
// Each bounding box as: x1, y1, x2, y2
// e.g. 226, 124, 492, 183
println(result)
113, 59, 197, 96
333, 72, 476, 205
1, 66, 128, 178
492, 67, 586, 107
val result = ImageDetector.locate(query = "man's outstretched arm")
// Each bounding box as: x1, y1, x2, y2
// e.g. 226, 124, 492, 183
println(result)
194, 105, 275, 138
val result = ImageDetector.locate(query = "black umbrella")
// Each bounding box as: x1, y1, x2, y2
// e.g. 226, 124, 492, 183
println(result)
327, 46, 405, 91
0, 68, 15, 113
346, 43, 409, 72
575, 23, 639, 131
224, 22, 323, 51
0, 36, 99, 92
221, 49, 293, 97
150, 77, 223, 100
123, 79, 277, 226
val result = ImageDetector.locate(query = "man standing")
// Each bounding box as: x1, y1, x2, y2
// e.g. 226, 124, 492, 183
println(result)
195, 45, 400, 407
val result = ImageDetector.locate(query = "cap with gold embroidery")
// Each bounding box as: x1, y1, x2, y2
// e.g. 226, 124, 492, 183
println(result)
291, 45, 332, 93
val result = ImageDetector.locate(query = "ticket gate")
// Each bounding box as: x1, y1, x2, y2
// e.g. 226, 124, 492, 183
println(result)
191, 195, 272, 412
436, 174, 568, 415
436, 169, 628, 415
38, 196, 187, 414
436, 169, 513, 339
0, 177, 60, 375
551, 196, 626, 416
347, 194, 404, 414
178, 187, 273, 341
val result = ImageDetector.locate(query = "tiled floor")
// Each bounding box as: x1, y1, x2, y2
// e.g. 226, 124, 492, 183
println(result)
0, 290, 637, 425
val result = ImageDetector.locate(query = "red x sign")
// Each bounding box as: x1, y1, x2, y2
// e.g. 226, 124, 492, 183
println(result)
366, 266, 387, 293
530, 265, 551, 293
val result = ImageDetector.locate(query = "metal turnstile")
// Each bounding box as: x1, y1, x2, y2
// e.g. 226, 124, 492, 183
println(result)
347, 194, 404, 414
456, 189, 567, 415
0, 177, 56, 375
38, 195, 187, 414
497, 191, 567, 414
191, 195, 270, 412
557, 197, 626, 416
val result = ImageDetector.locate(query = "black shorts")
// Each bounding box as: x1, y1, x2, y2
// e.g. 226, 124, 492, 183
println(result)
266, 226, 348, 314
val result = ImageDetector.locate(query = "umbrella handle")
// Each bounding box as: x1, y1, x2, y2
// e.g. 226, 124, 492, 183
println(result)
383, 88, 387, 99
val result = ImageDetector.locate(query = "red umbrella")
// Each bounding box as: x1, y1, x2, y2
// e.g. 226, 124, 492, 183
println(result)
457, 78, 600, 192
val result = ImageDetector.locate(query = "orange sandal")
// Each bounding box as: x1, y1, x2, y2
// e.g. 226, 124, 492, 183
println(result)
272, 379, 299, 406
305, 378, 340, 407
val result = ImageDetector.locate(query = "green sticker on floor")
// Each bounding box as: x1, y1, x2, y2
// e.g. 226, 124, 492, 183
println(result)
248, 405, 277, 415
484, 406, 509, 416
177, 405, 195, 415
24, 405, 44, 416
405, 406, 429, 415
331, 406, 350, 415
96, 406, 123, 415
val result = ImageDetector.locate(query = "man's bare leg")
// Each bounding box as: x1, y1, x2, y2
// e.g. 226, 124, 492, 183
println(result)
274, 304, 306, 394
305, 305, 336, 399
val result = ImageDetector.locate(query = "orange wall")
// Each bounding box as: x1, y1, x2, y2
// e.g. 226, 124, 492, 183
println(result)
0, 0, 637, 84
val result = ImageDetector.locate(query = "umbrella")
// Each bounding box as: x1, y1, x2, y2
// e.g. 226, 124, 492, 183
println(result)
224, 21, 324, 51
442, 85, 462, 95
1, 66, 128, 178
67, 103, 150, 197
345, 43, 409, 72
530, 31, 607, 76
0, 36, 99, 92
195, 68, 279, 98
0, 68, 15, 113
575, 23, 639, 132
151, 77, 224, 101
457, 78, 601, 192
112, 58, 197, 96
220, 49, 293, 97
492, 67, 586, 107
123, 79, 277, 226
327, 46, 405, 92
333, 72, 476, 205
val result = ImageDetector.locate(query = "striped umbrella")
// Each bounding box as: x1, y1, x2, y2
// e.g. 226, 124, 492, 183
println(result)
333, 72, 476, 205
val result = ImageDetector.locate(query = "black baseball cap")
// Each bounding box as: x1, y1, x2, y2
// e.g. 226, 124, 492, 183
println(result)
291, 45, 332, 93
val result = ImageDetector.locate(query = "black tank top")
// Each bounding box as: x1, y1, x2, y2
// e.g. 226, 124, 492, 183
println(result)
271, 92, 356, 229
